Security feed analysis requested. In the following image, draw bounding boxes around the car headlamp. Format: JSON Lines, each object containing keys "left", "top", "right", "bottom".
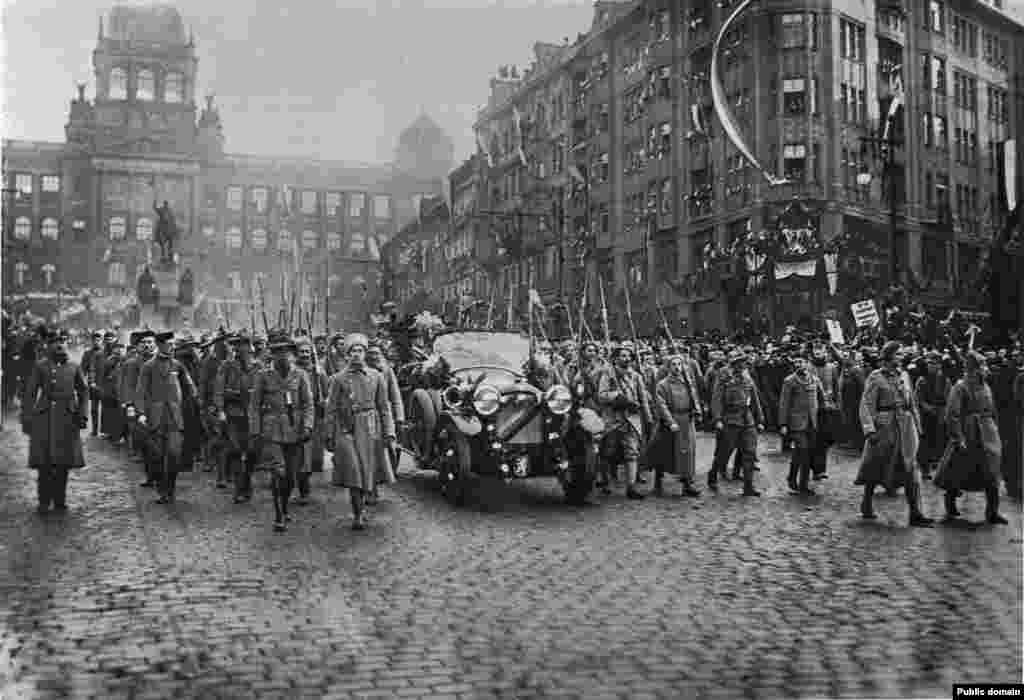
{"left": 472, "top": 384, "right": 501, "bottom": 416}
{"left": 545, "top": 384, "right": 573, "bottom": 415}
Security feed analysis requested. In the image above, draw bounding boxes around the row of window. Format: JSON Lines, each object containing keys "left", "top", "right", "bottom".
{"left": 217, "top": 186, "right": 392, "bottom": 218}
{"left": 8, "top": 173, "right": 60, "bottom": 196}
{"left": 9, "top": 216, "right": 61, "bottom": 241}
{"left": 106, "top": 67, "right": 185, "bottom": 103}
{"left": 8, "top": 262, "right": 58, "bottom": 287}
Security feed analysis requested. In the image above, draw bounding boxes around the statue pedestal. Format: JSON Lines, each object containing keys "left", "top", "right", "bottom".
{"left": 151, "top": 261, "right": 180, "bottom": 310}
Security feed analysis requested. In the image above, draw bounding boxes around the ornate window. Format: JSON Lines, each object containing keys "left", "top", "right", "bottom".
{"left": 373, "top": 195, "right": 391, "bottom": 219}
{"left": 250, "top": 228, "right": 268, "bottom": 251}
{"left": 15, "top": 173, "right": 33, "bottom": 195}
{"left": 349, "top": 192, "right": 365, "bottom": 218}
{"left": 227, "top": 271, "right": 243, "bottom": 293}
{"left": 41, "top": 218, "right": 59, "bottom": 240}
{"left": 136, "top": 69, "right": 155, "bottom": 100}
{"left": 226, "top": 226, "right": 242, "bottom": 249}
{"left": 164, "top": 73, "right": 184, "bottom": 103}
{"left": 41, "top": 263, "right": 56, "bottom": 287}
{"left": 326, "top": 231, "right": 342, "bottom": 250}
{"left": 226, "top": 186, "right": 243, "bottom": 211}
{"left": 13, "top": 261, "right": 28, "bottom": 286}
{"left": 301, "top": 191, "right": 318, "bottom": 215}
{"left": 136, "top": 217, "right": 153, "bottom": 241}
{"left": 41, "top": 175, "right": 60, "bottom": 193}
{"left": 348, "top": 230, "right": 366, "bottom": 254}
{"left": 108, "top": 261, "right": 127, "bottom": 286}
{"left": 277, "top": 229, "right": 294, "bottom": 252}
{"left": 110, "top": 67, "right": 128, "bottom": 100}
{"left": 109, "top": 216, "right": 126, "bottom": 240}
{"left": 325, "top": 192, "right": 342, "bottom": 216}
{"left": 302, "top": 229, "right": 318, "bottom": 249}
{"left": 250, "top": 187, "right": 268, "bottom": 213}
{"left": 14, "top": 216, "right": 31, "bottom": 240}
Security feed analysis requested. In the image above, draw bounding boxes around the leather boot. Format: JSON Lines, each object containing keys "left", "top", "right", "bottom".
{"left": 860, "top": 485, "right": 877, "bottom": 519}
{"left": 986, "top": 486, "right": 1008, "bottom": 524}
{"left": 943, "top": 490, "right": 960, "bottom": 521}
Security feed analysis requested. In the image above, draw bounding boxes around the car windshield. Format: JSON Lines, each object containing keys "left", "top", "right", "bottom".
{"left": 432, "top": 332, "right": 530, "bottom": 374}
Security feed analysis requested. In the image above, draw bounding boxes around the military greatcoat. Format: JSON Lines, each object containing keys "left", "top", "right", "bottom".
{"left": 22, "top": 357, "right": 87, "bottom": 468}
{"left": 326, "top": 365, "right": 395, "bottom": 491}
{"left": 855, "top": 368, "right": 921, "bottom": 489}
{"left": 933, "top": 377, "right": 1002, "bottom": 492}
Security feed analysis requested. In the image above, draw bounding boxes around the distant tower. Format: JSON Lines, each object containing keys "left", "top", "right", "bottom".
{"left": 90, "top": 4, "right": 199, "bottom": 155}
{"left": 394, "top": 113, "right": 455, "bottom": 182}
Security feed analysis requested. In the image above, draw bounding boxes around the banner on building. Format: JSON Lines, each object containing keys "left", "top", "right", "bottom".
{"left": 774, "top": 259, "right": 817, "bottom": 280}
{"left": 850, "top": 300, "right": 880, "bottom": 328}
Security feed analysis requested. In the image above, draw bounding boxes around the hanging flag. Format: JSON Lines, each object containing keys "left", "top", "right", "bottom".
{"left": 711, "top": 0, "right": 787, "bottom": 186}
{"left": 883, "top": 69, "right": 903, "bottom": 141}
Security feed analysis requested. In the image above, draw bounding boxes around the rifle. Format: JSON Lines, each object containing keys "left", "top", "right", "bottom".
{"left": 656, "top": 300, "right": 676, "bottom": 349}
{"left": 624, "top": 279, "right": 638, "bottom": 345}
{"left": 256, "top": 277, "right": 270, "bottom": 336}
{"left": 598, "top": 276, "right": 611, "bottom": 345}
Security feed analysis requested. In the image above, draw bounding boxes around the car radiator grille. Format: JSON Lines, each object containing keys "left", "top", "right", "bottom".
{"left": 494, "top": 397, "right": 543, "bottom": 445}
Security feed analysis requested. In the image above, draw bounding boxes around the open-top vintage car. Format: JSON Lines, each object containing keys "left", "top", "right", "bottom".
{"left": 397, "top": 330, "right": 598, "bottom": 505}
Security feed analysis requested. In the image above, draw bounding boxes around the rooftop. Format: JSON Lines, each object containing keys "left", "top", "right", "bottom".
{"left": 106, "top": 4, "right": 188, "bottom": 45}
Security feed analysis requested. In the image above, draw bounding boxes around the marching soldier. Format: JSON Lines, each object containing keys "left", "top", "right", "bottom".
{"left": 652, "top": 354, "right": 703, "bottom": 497}
{"left": 199, "top": 332, "right": 230, "bottom": 484}
{"left": 22, "top": 329, "right": 88, "bottom": 514}
{"left": 779, "top": 351, "right": 826, "bottom": 495}
{"left": 915, "top": 351, "right": 951, "bottom": 480}
{"left": 82, "top": 330, "right": 104, "bottom": 436}
{"left": 709, "top": 351, "right": 764, "bottom": 496}
{"left": 597, "top": 342, "right": 653, "bottom": 500}
{"left": 249, "top": 332, "right": 314, "bottom": 532}
{"left": 294, "top": 337, "right": 328, "bottom": 504}
{"left": 855, "top": 340, "right": 933, "bottom": 527}
{"left": 100, "top": 340, "right": 126, "bottom": 441}
{"left": 325, "top": 333, "right": 396, "bottom": 531}
{"left": 367, "top": 339, "right": 405, "bottom": 481}
{"left": 214, "top": 333, "right": 262, "bottom": 504}
{"left": 119, "top": 331, "right": 151, "bottom": 461}
{"left": 810, "top": 344, "right": 840, "bottom": 480}
{"left": 137, "top": 332, "right": 198, "bottom": 504}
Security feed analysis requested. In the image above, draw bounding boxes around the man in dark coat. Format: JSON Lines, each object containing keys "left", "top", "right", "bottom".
{"left": 81, "top": 330, "right": 104, "bottom": 436}
{"left": 137, "top": 331, "right": 198, "bottom": 504}
{"left": 779, "top": 351, "right": 826, "bottom": 495}
{"left": 214, "top": 334, "right": 262, "bottom": 503}
{"left": 710, "top": 351, "right": 765, "bottom": 497}
{"left": 199, "top": 332, "right": 229, "bottom": 482}
{"left": 21, "top": 330, "right": 88, "bottom": 513}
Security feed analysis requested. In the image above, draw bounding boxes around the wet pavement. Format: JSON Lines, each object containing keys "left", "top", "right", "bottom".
{"left": 1, "top": 415, "right": 1021, "bottom": 700}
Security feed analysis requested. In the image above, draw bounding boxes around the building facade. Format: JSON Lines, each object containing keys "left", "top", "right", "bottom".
{"left": 451, "top": 0, "right": 1022, "bottom": 337}
{"left": 2, "top": 4, "right": 445, "bottom": 331}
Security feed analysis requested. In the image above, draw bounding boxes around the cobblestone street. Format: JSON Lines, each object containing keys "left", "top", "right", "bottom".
{"left": 1, "top": 416, "right": 1021, "bottom": 700}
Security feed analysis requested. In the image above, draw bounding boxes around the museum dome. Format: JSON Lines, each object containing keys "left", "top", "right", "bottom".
{"left": 107, "top": 4, "right": 187, "bottom": 45}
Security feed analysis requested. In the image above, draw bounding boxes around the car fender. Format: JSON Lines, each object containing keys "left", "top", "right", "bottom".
{"left": 447, "top": 413, "right": 483, "bottom": 437}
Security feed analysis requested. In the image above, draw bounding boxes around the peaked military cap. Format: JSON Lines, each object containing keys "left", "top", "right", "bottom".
{"left": 154, "top": 331, "right": 175, "bottom": 343}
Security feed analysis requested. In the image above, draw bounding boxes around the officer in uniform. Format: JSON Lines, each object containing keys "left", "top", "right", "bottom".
{"left": 137, "top": 331, "right": 198, "bottom": 504}
{"left": 118, "top": 331, "right": 151, "bottom": 459}
{"left": 367, "top": 339, "right": 405, "bottom": 481}
{"left": 199, "top": 331, "right": 230, "bottom": 481}
{"left": 249, "top": 332, "right": 314, "bottom": 532}
{"left": 22, "top": 329, "right": 88, "bottom": 513}
{"left": 82, "top": 330, "right": 104, "bottom": 436}
{"left": 710, "top": 350, "right": 765, "bottom": 496}
{"left": 214, "top": 333, "right": 262, "bottom": 503}
{"left": 597, "top": 342, "right": 653, "bottom": 499}
{"left": 294, "top": 337, "right": 328, "bottom": 503}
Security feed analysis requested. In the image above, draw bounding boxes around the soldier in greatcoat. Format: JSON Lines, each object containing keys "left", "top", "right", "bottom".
{"left": 119, "top": 331, "right": 149, "bottom": 460}
{"left": 294, "top": 337, "right": 329, "bottom": 503}
{"left": 249, "top": 333, "right": 314, "bottom": 532}
{"left": 854, "top": 340, "right": 934, "bottom": 526}
{"left": 597, "top": 342, "right": 653, "bottom": 500}
{"left": 709, "top": 351, "right": 764, "bottom": 496}
{"left": 22, "top": 330, "right": 88, "bottom": 513}
{"left": 137, "top": 331, "right": 198, "bottom": 504}
{"left": 779, "top": 352, "right": 826, "bottom": 495}
{"left": 652, "top": 354, "right": 703, "bottom": 497}
{"left": 809, "top": 344, "right": 841, "bottom": 480}
{"left": 198, "top": 332, "right": 229, "bottom": 482}
{"left": 915, "top": 351, "right": 951, "bottom": 480}
{"left": 325, "top": 333, "right": 396, "bottom": 531}
{"left": 214, "top": 334, "right": 262, "bottom": 503}
{"left": 366, "top": 339, "right": 405, "bottom": 483}
{"left": 933, "top": 351, "right": 1008, "bottom": 524}
{"left": 100, "top": 340, "right": 126, "bottom": 440}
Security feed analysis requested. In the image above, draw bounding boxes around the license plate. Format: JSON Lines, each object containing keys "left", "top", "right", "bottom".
{"left": 514, "top": 455, "right": 529, "bottom": 477}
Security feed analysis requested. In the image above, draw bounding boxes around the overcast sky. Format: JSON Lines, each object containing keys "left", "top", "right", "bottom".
{"left": 1, "top": 0, "right": 593, "bottom": 164}
{"left": 3, "top": 0, "right": 1023, "bottom": 166}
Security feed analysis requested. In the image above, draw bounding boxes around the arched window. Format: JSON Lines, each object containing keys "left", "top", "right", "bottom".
{"left": 108, "top": 261, "right": 126, "bottom": 286}
{"left": 348, "top": 230, "right": 366, "bottom": 254}
{"left": 41, "top": 218, "right": 59, "bottom": 240}
{"left": 110, "top": 67, "right": 128, "bottom": 100}
{"left": 302, "top": 229, "right": 318, "bottom": 249}
{"left": 226, "top": 226, "right": 242, "bottom": 249}
{"left": 164, "top": 72, "right": 184, "bottom": 103}
{"left": 109, "top": 216, "right": 126, "bottom": 240}
{"left": 277, "top": 229, "right": 293, "bottom": 252}
{"left": 136, "top": 69, "right": 155, "bottom": 100}
{"left": 227, "top": 271, "right": 243, "bottom": 293}
{"left": 14, "top": 262, "right": 28, "bottom": 286}
{"left": 14, "top": 216, "right": 31, "bottom": 240}
{"left": 41, "top": 263, "right": 56, "bottom": 287}
{"left": 250, "top": 228, "right": 268, "bottom": 251}
{"left": 326, "top": 231, "right": 341, "bottom": 250}
{"left": 136, "top": 217, "right": 153, "bottom": 241}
